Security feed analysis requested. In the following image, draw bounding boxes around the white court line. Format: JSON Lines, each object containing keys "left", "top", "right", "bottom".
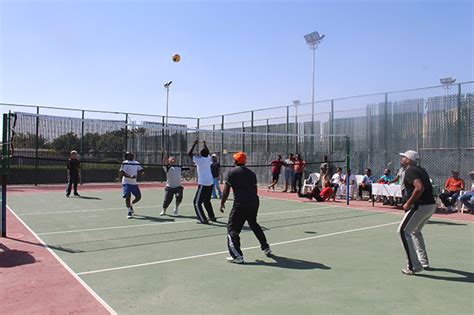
{"left": 8, "top": 206, "right": 117, "bottom": 314}
{"left": 20, "top": 204, "right": 194, "bottom": 216}
{"left": 77, "top": 221, "right": 399, "bottom": 275}
{"left": 36, "top": 205, "right": 337, "bottom": 236}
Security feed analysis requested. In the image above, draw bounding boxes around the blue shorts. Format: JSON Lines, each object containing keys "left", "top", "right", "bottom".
{"left": 122, "top": 184, "right": 141, "bottom": 198}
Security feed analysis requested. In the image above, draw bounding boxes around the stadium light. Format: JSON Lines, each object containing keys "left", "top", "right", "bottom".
{"left": 304, "top": 31, "right": 325, "bottom": 137}
{"left": 163, "top": 81, "right": 172, "bottom": 126}
{"left": 440, "top": 77, "right": 456, "bottom": 97}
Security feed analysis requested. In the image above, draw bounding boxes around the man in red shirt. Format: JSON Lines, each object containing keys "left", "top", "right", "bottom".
{"left": 268, "top": 155, "right": 284, "bottom": 191}
{"left": 291, "top": 154, "right": 306, "bottom": 194}
{"left": 299, "top": 180, "right": 334, "bottom": 202}
{"left": 439, "top": 170, "right": 465, "bottom": 211}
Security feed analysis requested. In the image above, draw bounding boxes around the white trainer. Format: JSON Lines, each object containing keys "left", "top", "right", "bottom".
{"left": 172, "top": 207, "right": 178, "bottom": 215}
{"left": 160, "top": 209, "right": 166, "bottom": 216}
{"left": 226, "top": 256, "right": 244, "bottom": 264}
{"left": 263, "top": 247, "right": 272, "bottom": 256}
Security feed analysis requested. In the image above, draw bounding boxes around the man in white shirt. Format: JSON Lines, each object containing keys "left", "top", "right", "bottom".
{"left": 188, "top": 140, "right": 216, "bottom": 224}
{"left": 160, "top": 152, "right": 184, "bottom": 216}
{"left": 120, "top": 152, "right": 144, "bottom": 219}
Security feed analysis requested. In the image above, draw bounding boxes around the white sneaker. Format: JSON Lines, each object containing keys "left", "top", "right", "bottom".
{"left": 226, "top": 256, "right": 244, "bottom": 264}
{"left": 160, "top": 209, "right": 166, "bottom": 216}
{"left": 263, "top": 247, "right": 272, "bottom": 256}
{"left": 172, "top": 207, "right": 178, "bottom": 215}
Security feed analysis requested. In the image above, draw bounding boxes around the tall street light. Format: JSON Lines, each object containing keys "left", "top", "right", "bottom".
{"left": 293, "top": 99, "right": 300, "bottom": 153}
{"left": 440, "top": 77, "right": 456, "bottom": 98}
{"left": 163, "top": 81, "right": 173, "bottom": 127}
{"left": 304, "top": 31, "right": 325, "bottom": 139}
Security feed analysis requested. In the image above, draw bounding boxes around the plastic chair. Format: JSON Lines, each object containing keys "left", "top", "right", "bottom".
{"left": 302, "top": 173, "right": 320, "bottom": 194}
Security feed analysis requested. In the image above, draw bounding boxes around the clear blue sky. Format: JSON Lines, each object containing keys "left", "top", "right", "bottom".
{"left": 0, "top": 0, "right": 472, "bottom": 118}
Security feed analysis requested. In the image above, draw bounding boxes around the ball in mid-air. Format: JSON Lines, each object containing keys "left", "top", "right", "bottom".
{"left": 172, "top": 54, "right": 181, "bottom": 62}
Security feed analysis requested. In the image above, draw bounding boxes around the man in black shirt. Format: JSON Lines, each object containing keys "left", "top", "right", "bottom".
{"left": 211, "top": 154, "right": 222, "bottom": 199}
{"left": 220, "top": 151, "right": 271, "bottom": 264}
{"left": 397, "top": 150, "right": 436, "bottom": 275}
{"left": 66, "top": 150, "right": 81, "bottom": 197}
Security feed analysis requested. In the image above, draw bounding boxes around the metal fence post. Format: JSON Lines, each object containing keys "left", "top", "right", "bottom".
{"left": 266, "top": 119, "right": 269, "bottom": 152}
{"left": 242, "top": 121, "right": 245, "bottom": 152}
{"left": 384, "top": 93, "right": 388, "bottom": 165}
{"left": 221, "top": 115, "right": 224, "bottom": 154}
{"left": 250, "top": 111, "right": 254, "bottom": 153}
{"left": 124, "top": 113, "right": 129, "bottom": 152}
{"left": 457, "top": 83, "right": 462, "bottom": 172}
{"left": 80, "top": 110, "right": 85, "bottom": 156}
{"left": 34, "top": 106, "right": 39, "bottom": 186}
{"left": 286, "top": 106, "right": 289, "bottom": 154}
{"left": 330, "top": 100, "right": 334, "bottom": 157}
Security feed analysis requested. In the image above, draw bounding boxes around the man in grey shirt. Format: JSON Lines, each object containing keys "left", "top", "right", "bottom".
{"left": 160, "top": 154, "right": 184, "bottom": 216}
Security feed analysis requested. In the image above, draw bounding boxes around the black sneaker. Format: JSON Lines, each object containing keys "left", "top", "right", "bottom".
{"left": 209, "top": 217, "right": 217, "bottom": 222}
{"left": 74, "top": 193, "right": 80, "bottom": 196}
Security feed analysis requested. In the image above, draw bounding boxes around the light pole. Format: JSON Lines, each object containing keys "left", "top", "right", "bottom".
{"left": 440, "top": 77, "right": 456, "bottom": 98}
{"left": 163, "top": 81, "right": 172, "bottom": 152}
{"left": 304, "top": 31, "right": 325, "bottom": 139}
{"left": 293, "top": 100, "right": 300, "bottom": 153}
{"left": 163, "top": 81, "right": 172, "bottom": 127}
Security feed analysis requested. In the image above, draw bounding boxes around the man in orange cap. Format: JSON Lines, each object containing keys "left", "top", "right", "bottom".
{"left": 220, "top": 151, "right": 271, "bottom": 264}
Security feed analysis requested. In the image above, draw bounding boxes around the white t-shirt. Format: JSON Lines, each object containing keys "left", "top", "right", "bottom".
{"left": 192, "top": 155, "right": 213, "bottom": 186}
{"left": 284, "top": 159, "right": 294, "bottom": 171}
{"left": 331, "top": 173, "right": 342, "bottom": 184}
{"left": 120, "top": 160, "right": 143, "bottom": 185}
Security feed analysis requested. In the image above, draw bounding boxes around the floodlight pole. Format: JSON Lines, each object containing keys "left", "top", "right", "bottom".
{"left": 440, "top": 77, "right": 456, "bottom": 98}
{"left": 293, "top": 100, "right": 300, "bottom": 153}
{"left": 163, "top": 81, "right": 172, "bottom": 152}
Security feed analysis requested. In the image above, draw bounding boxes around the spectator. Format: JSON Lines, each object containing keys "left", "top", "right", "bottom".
{"left": 282, "top": 153, "right": 295, "bottom": 193}
{"left": 458, "top": 171, "right": 474, "bottom": 213}
{"left": 299, "top": 179, "right": 334, "bottom": 202}
{"left": 339, "top": 169, "right": 356, "bottom": 199}
{"left": 439, "top": 170, "right": 465, "bottom": 212}
{"left": 291, "top": 154, "right": 306, "bottom": 194}
{"left": 268, "top": 155, "right": 284, "bottom": 191}
{"left": 211, "top": 154, "right": 222, "bottom": 199}
{"left": 358, "top": 168, "right": 376, "bottom": 200}
{"left": 330, "top": 167, "right": 343, "bottom": 200}
{"left": 390, "top": 165, "right": 407, "bottom": 206}
{"left": 379, "top": 168, "right": 395, "bottom": 205}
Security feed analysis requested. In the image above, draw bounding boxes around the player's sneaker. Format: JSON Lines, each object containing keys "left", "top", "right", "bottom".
{"left": 401, "top": 266, "right": 423, "bottom": 275}
{"left": 421, "top": 263, "right": 430, "bottom": 268}
{"left": 263, "top": 247, "right": 272, "bottom": 256}
{"left": 172, "top": 207, "right": 178, "bottom": 215}
{"left": 130, "top": 206, "right": 134, "bottom": 214}
{"left": 226, "top": 256, "right": 244, "bottom": 264}
{"left": 160, "top": 209, "right": 166, "bottom": 216}
{"left": 209, "top": 217, "right": 217, "bottom": 222}
{"left": 127, "top": 210, "right": 133, "bottom": 219}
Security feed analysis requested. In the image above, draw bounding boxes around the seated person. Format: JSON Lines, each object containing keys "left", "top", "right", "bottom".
{"left": 338, "top": 169, "right": 356, "bottom": 199}
{"left": 439, "top": 170, "right": 465, "bottom": 212}
{"left": 358, "top": 168, "right": 376, "bottom": 200}
{"left": 330, "top": 167, "right": 343, "bottom": 200}
{"left": 459, "top": 171, "right": 474, "bottom": 213}
{"left": 299, "top": 180, "right": 334, "bottom": 202}
{"left": 378, "top": 168, "right": 395, "bottom": 205}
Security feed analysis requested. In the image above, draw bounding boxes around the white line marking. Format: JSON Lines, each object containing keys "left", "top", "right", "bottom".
{"left": 77, "top": 221, "right": 399, "bottom": 275}
{"left": 36, "top": 205, "right": 336, "bottom": 236}
{"left": 8, "top": 206, "right": 117, "bottom": 314}
{"left": 20, "top": 204, "right": 194, "bottom": 216}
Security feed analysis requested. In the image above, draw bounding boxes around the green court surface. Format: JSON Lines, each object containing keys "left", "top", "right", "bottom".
{"left": 8, "top": 188, "right": 474, "bottom": 314}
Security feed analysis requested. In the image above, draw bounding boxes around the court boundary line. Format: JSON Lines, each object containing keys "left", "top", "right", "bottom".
{"left": 36, "top": 205, "right": 337, "bottom": 236}
{"left": 77, "top": 221, "right": 400, "bottom": 275}
{"left": 8, "top": 206, "right": 117, "bottom": 315}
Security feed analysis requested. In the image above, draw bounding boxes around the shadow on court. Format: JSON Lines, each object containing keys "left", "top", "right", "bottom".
{"left": 74, "top": 196, "right": 102, "bottom": 200}
{"left": 246, "top": 254, "right": 331, "bottom": 270}
{"left": 416, "top": 267, "right": 474, "bottom": 283}
{"left": 132, "top": 215, "right": 175, "bottom": 222}
{"left": 0, "top": 244, "right": 36, "bottom": 268}
{"left": 427, "top": 221, "right": 467, "bottom": 226}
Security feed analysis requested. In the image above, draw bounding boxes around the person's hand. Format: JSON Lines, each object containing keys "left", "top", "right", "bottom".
{"left": 402, "top": 203, "right": 410, "bottom": 211}
{"left": 131, "top": 175, "right": 136, "bottom": 179}
{"left": 194, "top": 139, "right": 199, "bottom": 145}
{"left": 220, "top": 203, "right": 225, "bottom": 213}
{"left": 202, "top": 140, "right": 206, "bottom": 145}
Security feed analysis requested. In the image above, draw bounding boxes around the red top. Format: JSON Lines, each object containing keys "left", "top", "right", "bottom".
{"left": 271, "top": 160, "right": 284, "bottom": 174}
{"left": 320, "top": 187, "right": 334, "bottom": 201}
{"left": 444, "top": 177, "right": 465, "bottom": 192}
{"left": 294, "top": 160, "right": 306, "bottom": 173}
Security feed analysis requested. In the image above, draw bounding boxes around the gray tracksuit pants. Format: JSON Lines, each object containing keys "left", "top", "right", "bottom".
{"left": 397, "top": 204, "right": 436, "bottom": 271}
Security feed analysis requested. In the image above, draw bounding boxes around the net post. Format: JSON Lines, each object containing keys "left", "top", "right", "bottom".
{"left": 345, "top": 135, "right": 350, "bottom": 206}
{"left": 1, "top": 113, "right": 10, "bottom": 237}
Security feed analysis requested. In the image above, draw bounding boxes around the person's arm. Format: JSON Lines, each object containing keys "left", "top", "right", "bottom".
{"left": 202, "top": 140, "right": 209, "bottom": 152}
{"left": 220, "top": 182, "right": 231, "bottom": 213}
{"left": 444, "top": 178, "right": 451, "bottom": 192}
{"left": 403, "top": 179, "right": 425, "bottom": 211}
{"left": 188, "top": 139, "right": 199, "bottom": 158}
{"left": 460, "top": 179, "right": 465, "bottom": 191}
{"left": 389, "top": 174, "right": 399, "bottom": 185}
{"left": 78, "top": 161, "right": 81, "bottom": 180}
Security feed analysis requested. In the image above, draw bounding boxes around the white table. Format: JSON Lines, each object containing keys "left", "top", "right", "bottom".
{"left": 372, "top": 183, "right": 402, "bottom": 198}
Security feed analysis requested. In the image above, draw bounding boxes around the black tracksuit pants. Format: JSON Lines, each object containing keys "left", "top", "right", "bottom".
{"left": 66, "top": 175, "right": 79, "bottom": 195}
{"left": 193, "top": 184, "right": 215, "bottom": 223}
{"left": 227, "top": 200, "right": 269, "bottom": 258}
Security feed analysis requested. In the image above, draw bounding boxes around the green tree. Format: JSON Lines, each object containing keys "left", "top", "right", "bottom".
{"left": 14, "top": 133, "right": 49, "bottom": 149}
{"left": 51, "top": 132, "right": 81, "bottom": 154}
